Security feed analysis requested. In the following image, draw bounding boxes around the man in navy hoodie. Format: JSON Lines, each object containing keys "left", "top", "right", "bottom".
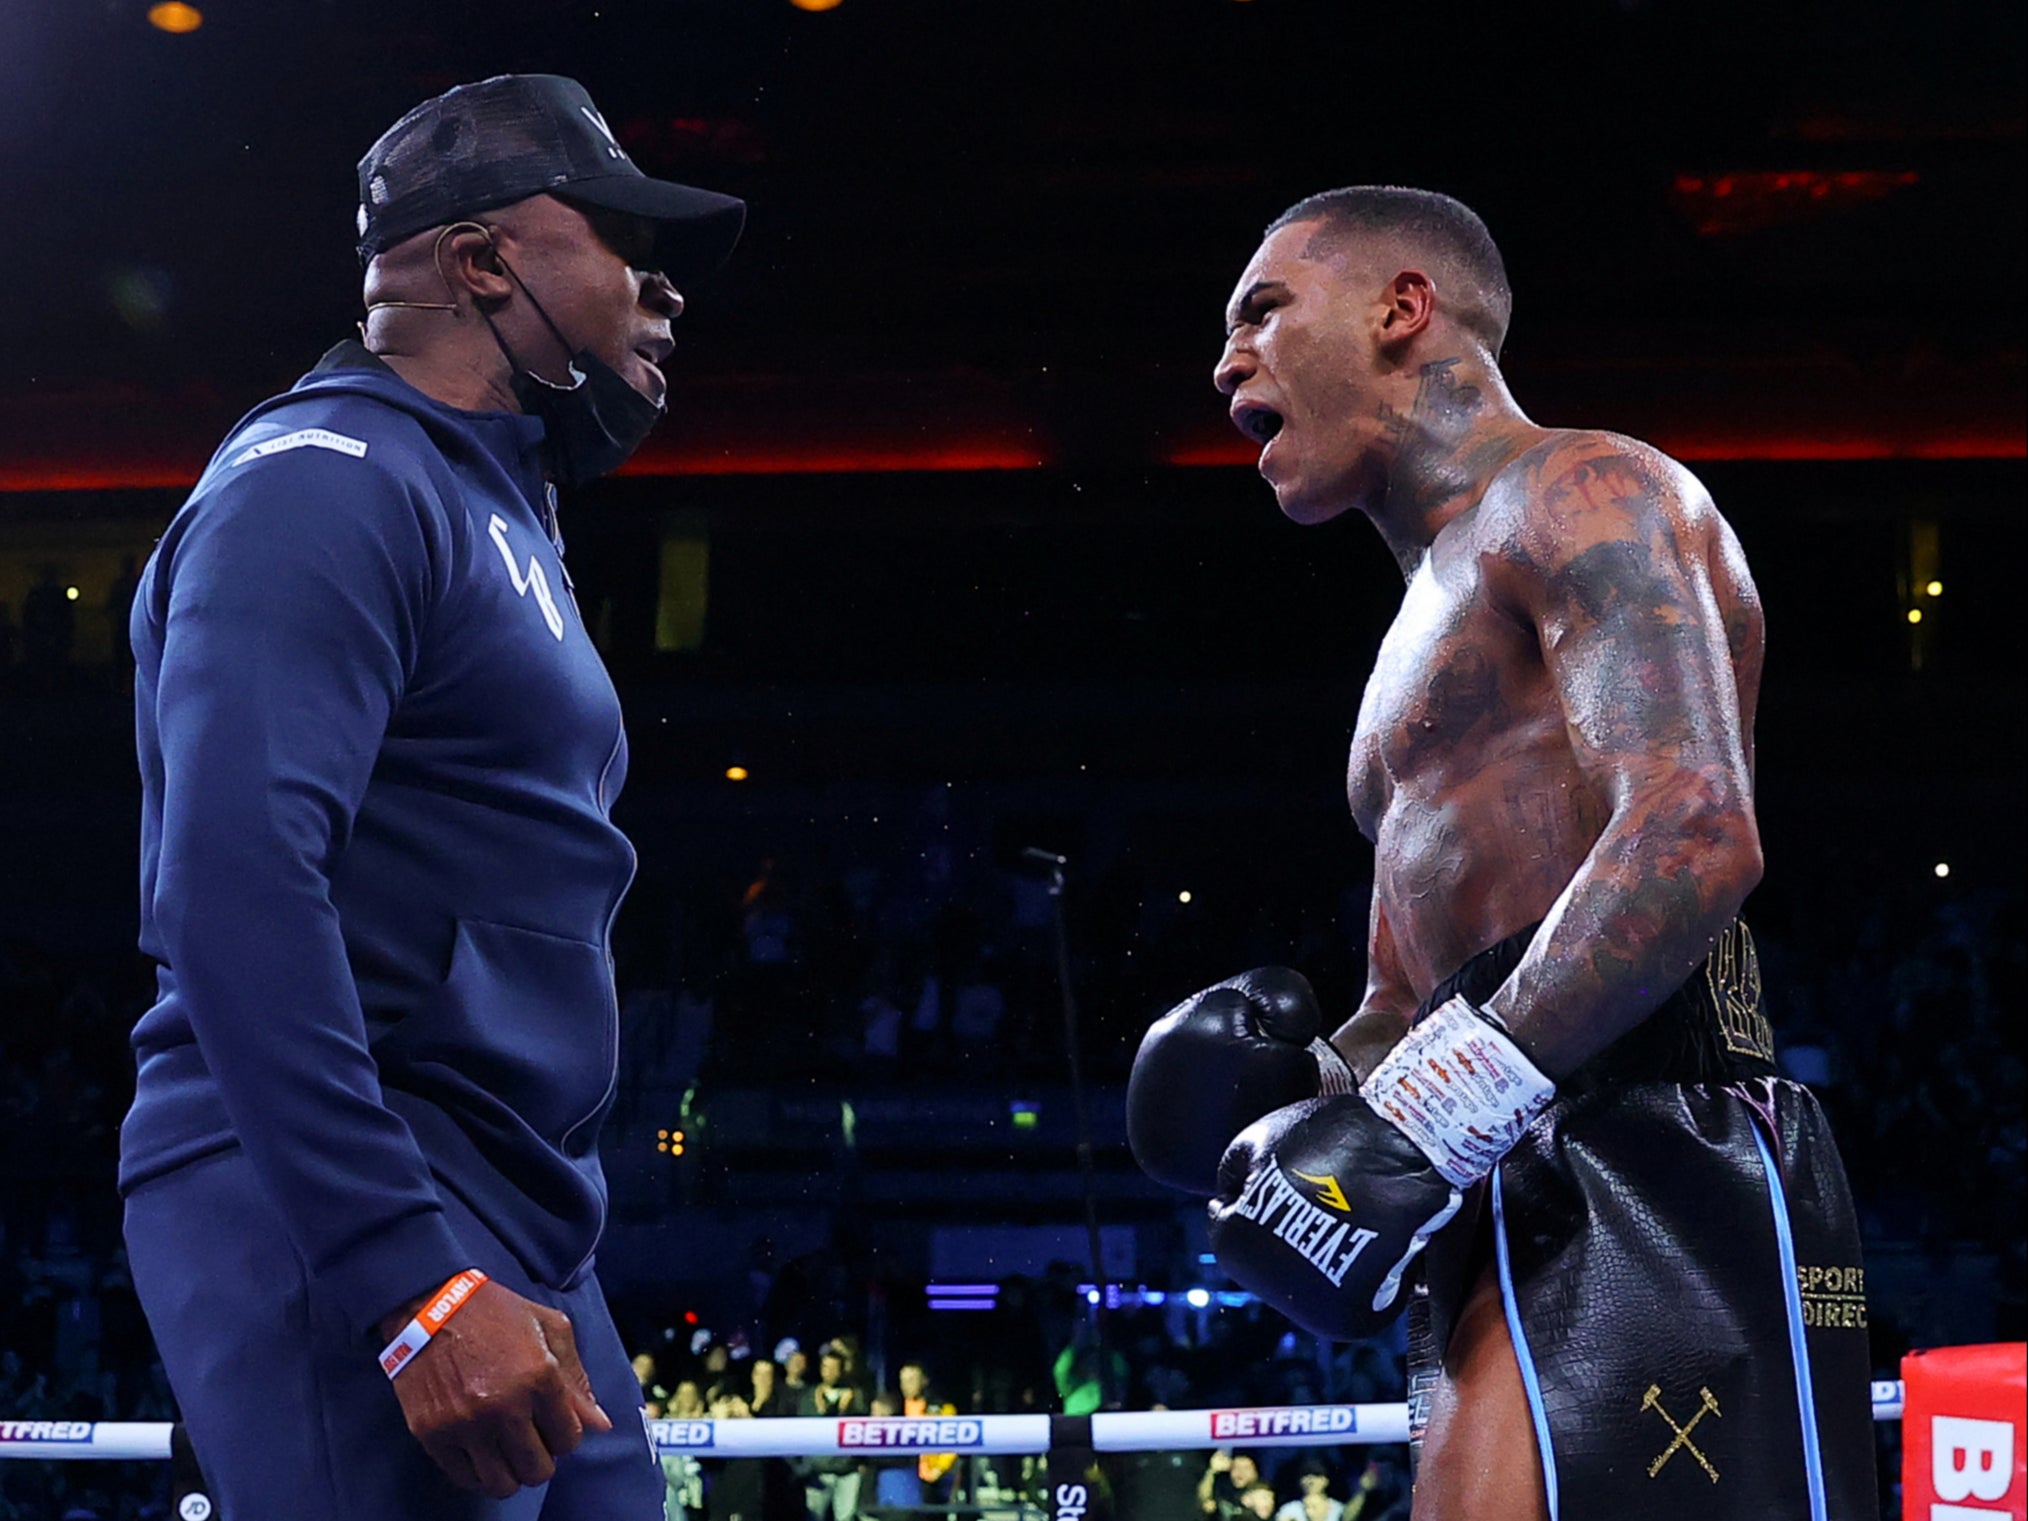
{"left": 119, "top": 75, "right": 743, "bottom": 1518}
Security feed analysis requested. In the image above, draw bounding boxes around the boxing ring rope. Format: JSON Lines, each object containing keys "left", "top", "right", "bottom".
{"left": 0, "top": 1384, "right": 1908, "bottom": 1462}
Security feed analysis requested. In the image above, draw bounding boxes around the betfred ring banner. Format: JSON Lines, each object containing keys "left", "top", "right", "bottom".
{"left": 1903, "top": 1342, "right": 2026, "bottom": 1519}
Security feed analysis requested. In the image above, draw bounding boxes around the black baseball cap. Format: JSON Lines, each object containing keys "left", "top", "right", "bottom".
{"left": 355, "top": 74, "right": 745, "bottom": 280}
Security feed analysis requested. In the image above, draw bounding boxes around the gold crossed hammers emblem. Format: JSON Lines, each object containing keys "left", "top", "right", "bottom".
{"left": 1641, "top": 1384, "right": 1721, "bottom": 1482}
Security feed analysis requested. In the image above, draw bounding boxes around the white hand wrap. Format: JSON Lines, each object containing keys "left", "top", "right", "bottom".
{"left": 1357, "top": 995, "right": 1555, "bottom": 1187}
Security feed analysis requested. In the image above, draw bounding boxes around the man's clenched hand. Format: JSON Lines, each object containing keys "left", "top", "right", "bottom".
{"left": 379, "top": 1280, "right": 611, "bottom": 1498}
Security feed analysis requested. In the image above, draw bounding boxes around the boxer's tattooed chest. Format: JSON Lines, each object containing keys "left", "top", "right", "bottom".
{"left": 1348, "top": 555, "right": 1529, "bottom": 835}
{"left": 1347, "top": 525, "right": 1607, "bottom": 983}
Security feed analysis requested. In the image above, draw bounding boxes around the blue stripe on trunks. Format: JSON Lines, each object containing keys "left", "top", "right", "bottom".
{"left": 1492, "top": 1163, "right": 1559, "bottom": 1521}
{"left": 1748, "top": 1119, "right": 1828, "bottom": 1521}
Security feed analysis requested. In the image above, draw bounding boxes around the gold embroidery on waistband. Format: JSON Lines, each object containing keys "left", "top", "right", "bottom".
{"left": 1704, "top": 919, "right": 1773, "bottom": 1062}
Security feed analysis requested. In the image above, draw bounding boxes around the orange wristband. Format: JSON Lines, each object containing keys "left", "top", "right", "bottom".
{"left": 377, "top": 1269, "right": 489, "bottom": 1379}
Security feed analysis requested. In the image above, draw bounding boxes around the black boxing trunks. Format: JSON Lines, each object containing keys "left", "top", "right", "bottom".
{"left": 1404, "top": 921, "right": 1876, "bottom": 1521}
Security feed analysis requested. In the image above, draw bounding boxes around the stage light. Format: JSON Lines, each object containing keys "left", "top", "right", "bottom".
{"left": 1177, "top": 890, "right": 1192, "bottom": 904}
{"left": 1935, "top": 863, "right": 1951, "bottom": 879}
{"left": 65, "top": 587, "right": 79, "bottom": 602}
{"left": 1906, "top": 609, "right": 1923, "bottom": 624}
{"left": 147, "top": 2, "right": 203, "bottom": 32}
{"left": 1925, "top": 580, "right": 1943, "bottom": 597}
{"left": 725, "top": 765, "right": 749, "bottom": 781}
{"left": 1185, "top": 1289, "right": 1211, "bottom": 1309}
{"left": 789, "top": 0, "right": 844, "bottom": 10}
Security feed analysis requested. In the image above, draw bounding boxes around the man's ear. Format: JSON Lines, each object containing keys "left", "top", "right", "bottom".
{"left": 1372, "top": 268, "right": 1436, "bottom": 350}
{"left": 441, "top": 224, "right": 515, "bottom": 305}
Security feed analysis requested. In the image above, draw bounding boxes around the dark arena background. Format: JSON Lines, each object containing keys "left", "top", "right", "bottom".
{"left": 1, "top": 2, "right": 2022, "bottom": 1518}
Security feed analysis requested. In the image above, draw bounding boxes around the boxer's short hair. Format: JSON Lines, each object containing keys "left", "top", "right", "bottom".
{"left": 1269, "top": 185, "right": 1512, "bottom": 352}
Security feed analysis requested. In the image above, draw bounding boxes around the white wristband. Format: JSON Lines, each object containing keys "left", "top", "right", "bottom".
{"left": 1358, "top": 995, "right": 1555, "bottom": 1187}
{"left": 378, "top": 1318, "right": 433, "bottom": 1379}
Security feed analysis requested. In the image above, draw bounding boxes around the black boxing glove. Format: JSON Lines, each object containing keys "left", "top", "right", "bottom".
{"left": 1127, "top": 968, "right": 1357, "bottom": 1197}
{"left": 1206, "top": 994, "right": 1556, "bottom": 1340}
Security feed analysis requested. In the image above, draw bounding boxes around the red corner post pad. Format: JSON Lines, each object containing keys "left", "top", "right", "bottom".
{"left": 1903, "top": 1342, "right": 2027, "bottom": 1520}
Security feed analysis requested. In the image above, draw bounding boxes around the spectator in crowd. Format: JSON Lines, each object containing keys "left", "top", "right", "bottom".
{"left": 701, "top": 1338, "right": 736, "bottom": 1403}
{"left": 898, "top": 1361, "right": 959, "bottom": 1500}
{"left": 748, "top": 1357, "right": 785, "bottom": 1416}
{"left": 1273, "top": 1460, "right": 1342, "bottom": 1521}
{"left": 656, "top": 1379, "right": 708, "bottom": 1521}
{"left": 744, "top": 1358, "right": 801, "bottom": 1519}
{"left": 778, "top": 1340, "right": 810, "bottom": 1400}
{"left": 797, "top": 1347, "right": 863, "bottom": 1518}
{"left": 637, "top": 1349, "right": 672, "bottom": 1409}
{"left": 1238, "top": 1482, "right": 1279, "bottom": 1519}
{"left": 822, "top": 1335, "right": 871, "bottom": 1403}
{"left": 706, "top": 1386, "right": 765, "bottom": 1521}
{"left": 863, "top": 1393, "right": 921, "bottom": 1510}
{"left": 1197, "top": 1449, "right": 1262, "bottom": 1518}
{"left": 1339, "top": 1455, "right": 1409, "bottom": 1521}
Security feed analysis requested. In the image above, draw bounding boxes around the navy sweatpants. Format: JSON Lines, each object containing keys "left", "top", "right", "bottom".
{"left": 125, "top": 1147, "right": 662, "bottom": 1521}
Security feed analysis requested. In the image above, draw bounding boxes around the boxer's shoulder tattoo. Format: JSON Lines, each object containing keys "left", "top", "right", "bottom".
{"left": 1478, "top": 434, "right": 1761, "bottom": 1063}
{"left": 1499, "top": 437, "right": 1715, "bottom": 760}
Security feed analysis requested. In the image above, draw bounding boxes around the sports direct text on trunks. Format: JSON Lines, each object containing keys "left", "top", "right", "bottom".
{"left": 839, "top": 1418, "right": 984, "bottom": 1448}
{"left": 1227, "top": 1159, "right": 1379, "bottom": 1286}
{"left": 1211, "top": 1407, "right": 1359, "bottom": 1439}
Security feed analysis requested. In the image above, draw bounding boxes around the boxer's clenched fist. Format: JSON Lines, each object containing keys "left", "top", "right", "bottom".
{"left": 1207, "top": 1094, "right": 1459, "bottom": 1341}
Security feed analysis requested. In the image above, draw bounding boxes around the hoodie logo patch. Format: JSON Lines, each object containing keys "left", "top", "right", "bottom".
{"left": 488, "top": 514, "right": 566, "bottom": 641}
{"left": 226, "top": 428, "right": 368, "bottom": 468}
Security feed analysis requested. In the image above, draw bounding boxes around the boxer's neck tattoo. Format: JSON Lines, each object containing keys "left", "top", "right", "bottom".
{"left": 1377, "top": 357, "right": 1482, "bottom": 452}
{"left": 1376, "top": 357, "right": 1510, "bottom": 541}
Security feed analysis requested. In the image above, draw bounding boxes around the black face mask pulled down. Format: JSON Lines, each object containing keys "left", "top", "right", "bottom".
{"left": 482, "top": 257, "right": 664, "bottom": 486}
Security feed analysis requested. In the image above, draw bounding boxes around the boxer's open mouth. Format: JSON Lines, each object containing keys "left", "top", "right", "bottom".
{"left": 1231, "top": 402, "right": 1284, "bottom": 445}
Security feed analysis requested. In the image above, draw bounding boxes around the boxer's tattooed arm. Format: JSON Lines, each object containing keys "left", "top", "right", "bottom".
{"left": 1478, "top": 437, "right": 1762, "bottom": 1074}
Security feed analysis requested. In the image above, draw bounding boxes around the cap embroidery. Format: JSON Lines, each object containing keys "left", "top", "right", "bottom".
{"left": 579, "top": 104, "right": 629, "bottom": 162}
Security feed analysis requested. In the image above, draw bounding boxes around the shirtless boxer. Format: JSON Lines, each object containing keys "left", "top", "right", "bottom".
{"left": 1127, "top": 188, "right": 1874, "bottom": 1520}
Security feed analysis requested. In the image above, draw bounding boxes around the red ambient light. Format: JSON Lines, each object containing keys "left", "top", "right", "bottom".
{"left": 1670, "top": 170, "right": 1920, "bottom": 237}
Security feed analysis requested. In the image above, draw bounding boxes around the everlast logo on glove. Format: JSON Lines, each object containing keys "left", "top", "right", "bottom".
{"left": 1208, "top": 1093, "right": 1467, "bottom": 1340}
{"left": 1226, "top": 1158, "right": 1380, "bottom": 1287}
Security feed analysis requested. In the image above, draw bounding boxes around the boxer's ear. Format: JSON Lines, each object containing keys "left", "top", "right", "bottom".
{"left": 1373, "top": 268, "right": 1436, "bottom": 349}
